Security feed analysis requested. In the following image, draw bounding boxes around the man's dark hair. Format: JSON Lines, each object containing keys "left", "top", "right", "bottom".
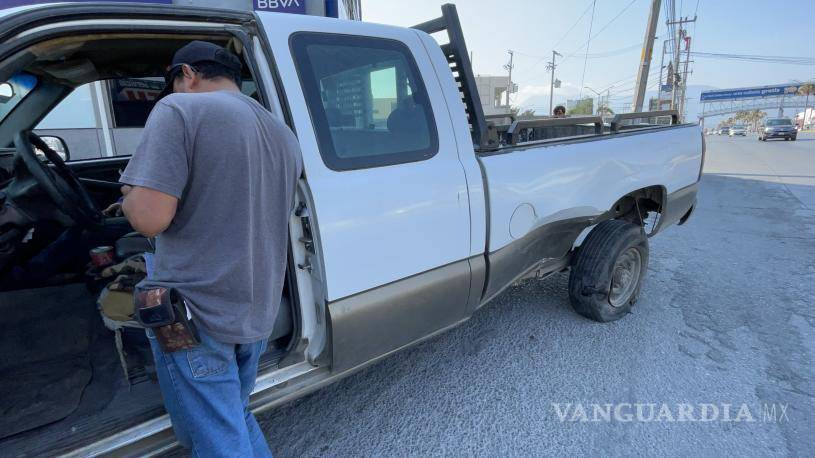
{"left": 554, "top": 105, "right": 566, "bottom": 114}
{"left": 191, "top": 61, "right": 242, "bottom": 87}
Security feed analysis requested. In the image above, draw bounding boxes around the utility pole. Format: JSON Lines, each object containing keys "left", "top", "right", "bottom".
{"left": 632, "top": 0, "right": 661, "bottom": 113}
{"left": 547, "top": 50, "right": 562, "bottom": 116}
{"left": 678, "top": 35, "right": 693, "bottom": 120}
{"left": 657, "top": 39, "right": 669, "bottom": 109}
{"left": 504, "top": 50, "right": 514, "bottom": 107}
{"left": 778, "top": 93, "right": 784, "bottom": 118}
{"left": 606, "top": 87, "right": 611, "bottom": 115}
{"left": 667, "top": 15, "right": 696, "bottom": 118}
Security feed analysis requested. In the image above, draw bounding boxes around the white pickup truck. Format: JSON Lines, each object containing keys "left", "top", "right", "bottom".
{"left": 0, "top": 3, "right": 703, "bottom": 455}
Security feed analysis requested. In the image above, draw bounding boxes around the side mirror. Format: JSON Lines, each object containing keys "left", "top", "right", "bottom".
{"left": 0, "top": 82, "right": 14, "bottom": 103}
{"left": 34, "top": 135, "right": 70, "bottom": 162}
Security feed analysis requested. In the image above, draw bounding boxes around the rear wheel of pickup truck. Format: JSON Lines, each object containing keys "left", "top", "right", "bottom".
{"left": 568, "top": 220, "right": 649, "bottom": 322}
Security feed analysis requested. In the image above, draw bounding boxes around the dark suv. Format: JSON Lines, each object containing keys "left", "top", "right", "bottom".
{"left": 759, "top": 118, "right": 797, "bottom": 141}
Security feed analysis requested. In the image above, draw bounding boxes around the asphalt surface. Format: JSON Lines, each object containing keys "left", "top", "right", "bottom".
{"left": 257, "top": 133, "right": 815, "bottom": 456}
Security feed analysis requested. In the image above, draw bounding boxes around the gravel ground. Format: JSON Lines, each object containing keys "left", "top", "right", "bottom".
{"left": 257, "top": 133, "right": 815, "bottom": 456}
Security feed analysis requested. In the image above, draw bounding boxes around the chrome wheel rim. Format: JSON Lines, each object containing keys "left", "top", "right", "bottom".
{"left": 608, "top": 247, "right": 642, "bottom": 307}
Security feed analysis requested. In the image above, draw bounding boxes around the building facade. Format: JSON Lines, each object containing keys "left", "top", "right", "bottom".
{"left": 475, "top": 75, "right": 514, "bottom": 117}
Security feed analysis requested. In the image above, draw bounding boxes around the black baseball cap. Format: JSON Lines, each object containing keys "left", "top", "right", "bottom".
{"left": 157, "top": 41, "right": 243, "bottom": 99}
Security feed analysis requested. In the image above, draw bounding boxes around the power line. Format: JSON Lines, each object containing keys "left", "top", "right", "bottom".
{"left": 553, "top": 0, "right": 596, "bottom": 50}
{"left": 514, "top": 0, "right": 643, "bottom": 88}
{"left": 510, "top": 0, "right": 596, "bottom": 78}
{"left": 563, "top": 0, "right": 640, "bottom": 60}
{"left": 599, "top": 73, "right": 639, "bottom": 91}
{"left": 513, "top": 41, "right": 645, "bottom": 61}
{"left": 691, "top": 51, "right": 815, "bottom": 66}
{"left": 578, "top": 0, "right": 598, "bottom": 100}
{"left": 584, "top": 42, "right": 644, "bottom": 58}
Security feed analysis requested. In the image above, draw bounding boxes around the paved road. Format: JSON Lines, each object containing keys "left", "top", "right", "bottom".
{"left": 257, "top": 133, "right": 815, "bottom": 456}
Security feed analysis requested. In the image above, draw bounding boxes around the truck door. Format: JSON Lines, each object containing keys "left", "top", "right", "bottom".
{"left": 258, "top": 14, "right": 473, "bottom": 371}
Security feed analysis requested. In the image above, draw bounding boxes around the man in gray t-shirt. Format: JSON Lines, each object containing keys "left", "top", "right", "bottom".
{"left": 120, "top": 41, "right": 301, "bottom": 456}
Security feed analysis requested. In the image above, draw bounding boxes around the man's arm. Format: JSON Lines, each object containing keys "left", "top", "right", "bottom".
{"left": 118, "top": 100, "right": 188, "bottom": 237}
{"left": 121, "top": 185, "right": 178, "bottom": 237}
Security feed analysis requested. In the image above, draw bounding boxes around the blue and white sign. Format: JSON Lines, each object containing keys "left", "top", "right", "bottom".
{"left": 700, "top": 84, "right": 801, "bottom": 102}
{"left": 254, "top": 0, "right": 306, "bottom": 13}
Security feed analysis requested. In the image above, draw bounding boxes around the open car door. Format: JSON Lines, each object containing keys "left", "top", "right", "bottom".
{"left": 0, "top": 4, "right": 311, "bottom": 456}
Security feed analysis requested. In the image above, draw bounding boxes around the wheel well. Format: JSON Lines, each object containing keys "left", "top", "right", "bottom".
{"left": 607, "top": 185, "right": 665, "bottom": 227}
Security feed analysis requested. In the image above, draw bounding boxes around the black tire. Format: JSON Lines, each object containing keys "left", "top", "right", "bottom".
{"left": 568, "top": 219, "right": 649, "bottom": 322}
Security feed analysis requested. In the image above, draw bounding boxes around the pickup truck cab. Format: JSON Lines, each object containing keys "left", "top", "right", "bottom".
{"left": 0, "top": 3, "right": 703, "bottom": 455}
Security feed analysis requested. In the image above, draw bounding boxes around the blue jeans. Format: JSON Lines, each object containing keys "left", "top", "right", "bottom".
{"left": 147, "top": 326, "right": 272, "bottom": 457}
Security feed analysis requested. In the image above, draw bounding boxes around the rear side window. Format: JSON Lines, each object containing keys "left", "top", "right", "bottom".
{"left": 107, "top": 78, "right": 164, "bottom": 128}
{"left": 290, "top": 33, "right": 438, "bottom": 171}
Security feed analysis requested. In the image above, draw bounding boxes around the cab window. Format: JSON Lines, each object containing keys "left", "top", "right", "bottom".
{"left": 291, "top": 33, "right": 438, "bottom": 171}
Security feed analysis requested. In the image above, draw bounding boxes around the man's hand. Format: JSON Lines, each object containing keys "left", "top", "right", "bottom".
{"left": 102, "top": 202, "right": 122, "bottom": 217}
{"left": 102, "top": 186, "right": 131, "bottom": 217}
{"left": 121, "top": 185, "right": 178, "bottom": 237}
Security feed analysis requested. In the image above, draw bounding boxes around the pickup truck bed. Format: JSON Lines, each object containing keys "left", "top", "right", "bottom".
{"left": 479, "top": 125, "right": 701, "bottom": 299}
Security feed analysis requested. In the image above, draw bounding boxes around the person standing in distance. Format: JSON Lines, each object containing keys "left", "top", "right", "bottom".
{"left": 120, "top": 41, "right": 303, "bottom": 456}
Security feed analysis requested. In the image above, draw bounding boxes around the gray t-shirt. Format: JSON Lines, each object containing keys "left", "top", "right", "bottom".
{"left": 121, "top": 90, "right": 303, "bottom": 344}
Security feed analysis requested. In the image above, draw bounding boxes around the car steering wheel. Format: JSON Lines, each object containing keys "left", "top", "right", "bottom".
{"left": 13, "top": 130, "right": 102, "bottom": 227}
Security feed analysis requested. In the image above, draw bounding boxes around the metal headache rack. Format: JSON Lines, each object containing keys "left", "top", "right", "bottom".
{"left": 412, "top": 3, "right": 491, "bottom": 151}
{"left": 413, "top": 4, "right": 682, "bottom": 151}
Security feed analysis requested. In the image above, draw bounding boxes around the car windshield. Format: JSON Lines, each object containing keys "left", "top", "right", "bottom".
{"left": 766, "top": 119, "right": 792, "bottom": 126}
{"left": 0, "top": 72, "right": 38, "bottom": 123}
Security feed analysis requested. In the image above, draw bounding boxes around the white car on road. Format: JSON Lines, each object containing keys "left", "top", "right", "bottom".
{"left": 729, "top": 125, "right": 747, "bottom": 136}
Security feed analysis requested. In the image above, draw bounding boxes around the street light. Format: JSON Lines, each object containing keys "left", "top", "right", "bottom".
{"left": 584, "top": 85, "right": 613, "bottom": 115}
{"left": 583, "top": 86, "right": 601, "bottom": 114}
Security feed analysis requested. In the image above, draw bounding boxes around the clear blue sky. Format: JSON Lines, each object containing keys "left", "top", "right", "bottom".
{"left": 364, "top": 0, "right": 815, "bottom": 113}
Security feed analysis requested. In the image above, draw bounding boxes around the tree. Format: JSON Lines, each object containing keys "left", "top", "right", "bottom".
{"left": 798, "top": 82, "right": 815, "bottom": 127}
{"left": 750, "top": 110, "right": 766, "bottom": 130}
{"left": 733, "top": 110, "right": 765, "bottom": 131}
{"left": 567, "top": 99, "right": 593, "bottom": 116}
{"left": 509, "top": 107, "right": 538, "bottom": 120}
{"left": 597, "top": 105, "right": 615, "bottom": 117}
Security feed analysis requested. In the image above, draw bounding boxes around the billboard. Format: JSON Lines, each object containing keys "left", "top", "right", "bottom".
{"left": 700, "top": 84, "right": 801, "bottom": 102}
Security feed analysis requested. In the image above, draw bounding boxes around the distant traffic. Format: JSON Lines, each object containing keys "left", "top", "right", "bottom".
{"left": 705, "top": 117, "right": 801, "bottom": 141}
